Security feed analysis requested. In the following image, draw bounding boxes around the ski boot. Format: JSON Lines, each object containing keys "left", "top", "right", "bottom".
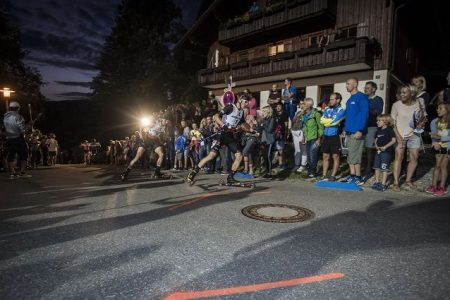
{"left": 120, "top": 168, "right": 131, "bottom": 181}
{"left": 185, "top": 168, "right": 198, "bottom": 185}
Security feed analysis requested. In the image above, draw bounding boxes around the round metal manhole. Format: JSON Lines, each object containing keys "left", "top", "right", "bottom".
{"left": 241, "top": 204, "right": 314, "bottom": 223}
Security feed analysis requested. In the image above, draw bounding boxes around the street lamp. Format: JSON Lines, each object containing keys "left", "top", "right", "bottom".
{"left": 140, "top": 117, "right": 151, "bottom": 128}
{"left": 0, "top": 87, "right": 15, "bottom": 112}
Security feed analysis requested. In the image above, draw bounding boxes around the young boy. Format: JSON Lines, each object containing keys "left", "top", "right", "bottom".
{"left": 372, "top": 114, "right": 397, "bottom": 191}
{"left": 174, "top": 128, "right": 186, "bottom": 170}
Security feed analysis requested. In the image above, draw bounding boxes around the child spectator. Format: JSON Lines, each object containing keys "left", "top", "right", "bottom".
{"left": 189, "top": 123, "right": 203, "bottom": 166}
{"left": 372, "top": 114, "right": 396, "bottom": 191}
{"left": 174, "top": 129, "right": 187, "bottom": 170}
{"left": 427, "top": 103, "right": 450, "bottom": 196}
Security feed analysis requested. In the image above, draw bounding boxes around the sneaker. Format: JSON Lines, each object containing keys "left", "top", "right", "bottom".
{"left": 307, "top": 173, "right": 316, "bottom": 178}
{"left": 434, "top": 187, "right": 448, "bottom": 197}
{"left": 19, "top": 172, "right": 32, "bottom": 178}
{"left": 328, "top": 176, "right": 336, "bottom": 182}
{"left": 262, "top": 173, "right": 272, "bottom": 179}
{"left": 426, "top": 185, "right": 437, "bottom": 194}
{"left": 319, "top": 175, "right": 329, "bottom": 181}
{"left": 10, "top": 173, "right": 19, "bottom": 180}
{"left": 296, "top": 166, "right": 305, "bottom": 173}
{"left": 372, "top": 182, "right": 381, "bottom": 190}
{"left": 342, "top": 175, "right": 355, "bottom": 183}
{"left": 353, "top": 176, "right": 364, "bottom": 186}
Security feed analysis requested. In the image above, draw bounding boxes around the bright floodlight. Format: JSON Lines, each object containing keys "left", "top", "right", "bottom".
{"left": 140, "top": 117, "right": 151, "bottom": 127}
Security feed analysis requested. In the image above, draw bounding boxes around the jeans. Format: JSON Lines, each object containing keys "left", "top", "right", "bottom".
{"left": 306, "top": 140, "right": 320, "bottom": 175}
{"left": 284, "top": 101, "right": 298, "bottom": 121}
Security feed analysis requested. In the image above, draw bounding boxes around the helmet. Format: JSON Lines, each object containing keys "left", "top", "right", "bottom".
{"left": 222, "top": 90, "right": 235, "bottom": 106}
{"left": 9, "top": 101, "right": 20, "bottom": 108}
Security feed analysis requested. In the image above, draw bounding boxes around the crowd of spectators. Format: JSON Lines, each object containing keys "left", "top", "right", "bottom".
{"left": 98, "top": 71, "right": 450, "bottom": 195}
{"left": 3, "top": 71, "right": 450, "bottom": 196}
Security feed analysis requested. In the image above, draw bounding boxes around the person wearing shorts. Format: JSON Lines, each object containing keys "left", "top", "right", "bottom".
{"left": 342, "top": 78, "right": 369, "bottom": 185}
{"left": 372, "top": 114, "right": 396, "bottom": 191}
{"left": 320, "top": 92, "right": 345, "bottom": 181}
{"left": 120, "top": 122, "right": 165, "bottom": 180}
{"left": 186, "top": 92, "right": 252, "bottom": 184}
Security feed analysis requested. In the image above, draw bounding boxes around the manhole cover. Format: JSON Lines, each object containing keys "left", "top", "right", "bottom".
{"left": 242, "top": 204, "right": 314, "bottom": 223}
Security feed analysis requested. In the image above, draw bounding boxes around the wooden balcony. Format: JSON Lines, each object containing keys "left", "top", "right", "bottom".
{"left": 218, "top": 0, "right": 336, "bottom": 51}
{"left": 199, "top": 37, "right": 375, "bottom": 86}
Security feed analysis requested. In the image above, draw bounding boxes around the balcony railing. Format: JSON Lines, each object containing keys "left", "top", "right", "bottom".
{"left": 218, "top": 0, "right": 336, "bottom": 47}
{"left": 199, "top": 37, "right": 375, "bottom": 86}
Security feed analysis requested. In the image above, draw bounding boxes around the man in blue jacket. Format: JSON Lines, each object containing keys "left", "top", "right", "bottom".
{"left": 320, "top": 92, "right": 346, "bottom": 181}
{"left": 342, "top": 78, "right": 369, "bottom": 185}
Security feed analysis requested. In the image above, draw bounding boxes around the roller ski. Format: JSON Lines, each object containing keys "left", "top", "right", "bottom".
{"left": 185, "top": 168, "right": 198, "bottom": 186}
{"left": 219, "top": 173, "right": 255, "bottom": 188}
{"left": 150, "top": 167, "right": 173, "bottom": 179}
{"left": 120, "top": 168, "right": 131, "bottom": 181}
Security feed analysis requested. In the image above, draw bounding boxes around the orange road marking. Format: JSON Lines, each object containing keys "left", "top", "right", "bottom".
{"left": 168, "top": 193, "right": 217, "bottom": 211}
{"left": 165, "top": 272, "right": 345, "bottom": 300}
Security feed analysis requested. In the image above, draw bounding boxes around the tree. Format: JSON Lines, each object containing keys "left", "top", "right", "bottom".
{"left": 0, "top": 8, "right": 44, "bottom": 116}
{"left": 92, "top": 0, "right": 183, "bottom": 111}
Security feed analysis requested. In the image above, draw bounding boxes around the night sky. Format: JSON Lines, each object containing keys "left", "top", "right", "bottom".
{"left": 2, "top": 0, "right": 201, "bottom": 101}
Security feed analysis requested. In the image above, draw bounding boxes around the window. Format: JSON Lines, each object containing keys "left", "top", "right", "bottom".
{"left": 268, "top": 45, "right": 277, "bottom": 56}
{"left": 336, "top": 25, "right": 358, "bottom": 40}
{"left": 309, "top": 36, "right": 318, "bottom": 47}
{"left": 268, "top": 42, "right": 285, "bottom": 56}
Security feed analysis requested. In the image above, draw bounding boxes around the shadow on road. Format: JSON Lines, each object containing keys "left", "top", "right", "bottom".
{"left": 162, "top": 198, "right": 450, "bottom": 299}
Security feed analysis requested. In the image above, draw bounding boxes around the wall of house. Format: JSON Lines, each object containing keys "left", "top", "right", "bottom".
{"left": 335, "top": 0, "right": 393, "bottom": 70}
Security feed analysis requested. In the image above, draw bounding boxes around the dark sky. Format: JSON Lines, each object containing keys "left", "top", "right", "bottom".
{"left": 2, "top": 0, "right": 202, "bottom": 101}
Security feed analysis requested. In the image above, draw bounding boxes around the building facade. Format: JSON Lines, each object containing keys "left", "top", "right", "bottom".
{"left": 177, "top": 0, "right": 446, "bottom": 111}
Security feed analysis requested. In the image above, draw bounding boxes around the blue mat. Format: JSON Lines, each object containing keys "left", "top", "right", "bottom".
{"left": 234, "top": 172, "right": 254, "bottom": 180}
{"left": 315, "top": 181, "right": 363, "bottom": 191}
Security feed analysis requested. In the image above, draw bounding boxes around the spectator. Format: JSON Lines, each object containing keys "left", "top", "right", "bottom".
{"left": 282, "top": 78, "right": 299, "bottom": 121}
{"left": 291, "top": 100, "right": 307, "bottom": 173}
{"left": 364, "top": 81, "right": 384, "bottom": 176}
{"left": 391, "top": 84, "right": 425, "bottom": 192}
{"left": 80, "top": 140, "right": 90, "bottom": 166}
{"left": 189, "top": 123, "right": 203, "bottom": 166}
{"left": 29, "top": 130, "right": 41, "bottom": 169}
{"left": 242, "top": 114, "right": 258, "bottom": 175}
{"left": 273, "top": 103, "right": 289, "bottom": 170}
{"left": 174, "top": 128, "right": 187, "bottom": 170}
{"left": 180, "top": 120, "right": 192, "bottom": 169}
{"left": 320, "top": 93, "right": 345, "bottom": 181}
{"left": 427, "top": 103, "right": 450, "bottom": 196}
{"left": 267, "top": 84, "right": 282, "bottom": 109}
{"left": 47, "top": 133, "right": 59, "bottom": 166}
{"left": 372, "top": 114, "right": 396, "bottom": 192}
{"left": 40, "top": 134, "right": 49, "bottom": 166}
{"left": 259, "top": 105, "right": 275, "bottom": 178}
{"left": 342, "top": 77, "right": 369, "bottom": 185}
{"left": 441, "top": 70, "right": 450, "bottom": 103}
{"left": 412, "top": 75, "right": 431, "bottom": 109}
{"left": 244, "top": 89, "right": 257, "bottom": 117}
{"left": 89, "top": 138, "right": 101, "bottom": 164}
{"left": 301, "top": 98, "right": 324, "bottom": 178}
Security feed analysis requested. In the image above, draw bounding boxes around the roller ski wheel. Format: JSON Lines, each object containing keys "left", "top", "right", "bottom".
{"left": 218, "top": 179, "right": 255, "bottom": 188}
{"left": 185, "top": 178, "right": 195, "bottom": 186}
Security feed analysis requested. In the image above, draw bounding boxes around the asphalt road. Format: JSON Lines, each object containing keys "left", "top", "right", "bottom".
{"left": 0, "top": 165, "right": 449, "bottom": 299}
